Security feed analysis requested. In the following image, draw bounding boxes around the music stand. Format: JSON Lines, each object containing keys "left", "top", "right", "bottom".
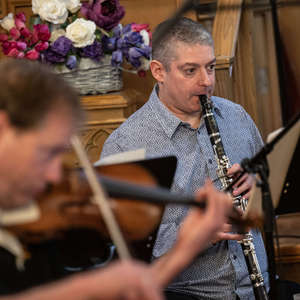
{"left": 275, "top": 137, "right": 300, "bottom": 215}
{"left": 241, "top": 114, "right": 300, "bottom": 300}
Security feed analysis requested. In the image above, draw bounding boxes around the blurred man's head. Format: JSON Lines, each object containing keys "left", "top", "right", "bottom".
{"left": 0, "top": 59, "right": 82, "bottom": 209}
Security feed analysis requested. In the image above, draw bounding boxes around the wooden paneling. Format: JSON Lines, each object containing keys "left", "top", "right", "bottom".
{"left": 210, "top": 0, "right": 283, "bottom": 140}
{"left": 278, "top": 0, "right": 300, "bottom": 121}
{"left": 233, "top": 0, "right": 259, "bottom": 125}
{"left": 252, "top": 9, "right": 282, "bottom": 139}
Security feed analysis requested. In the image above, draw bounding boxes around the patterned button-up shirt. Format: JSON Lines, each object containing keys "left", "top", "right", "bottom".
{"left": 100, "top": 86, "right": 269, "bottom": 300}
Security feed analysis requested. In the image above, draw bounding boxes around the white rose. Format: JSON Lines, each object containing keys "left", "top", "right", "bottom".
{"left": 0, "top": 13, "right": 15, "bottom": 31}
{"left": 32, "top": 0, "right": 44, "bottom": 14}
{"left": 140, "top": 29, "right": 150, "bottom": 46}
{"left": 50, "top": 29, "right": 66, "bottom": 42}
{"left": 39, "top": 0, "right": 68, "bottom": 24}
{"left": 66, "top": 18, "right": 96, "bottom": 48}
{"left": 64, "top": 0, "right": 81, "bottom": 13}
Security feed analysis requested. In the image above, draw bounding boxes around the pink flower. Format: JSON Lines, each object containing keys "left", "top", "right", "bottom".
{"left": 131, "top": 23, "right": 149, "bottom": 32}
{"left": 15, "top": 13, "right": 26, "bottom": 30}
{"left": 16, "top": 12, "right": 26, "bottom": 23}
{"left": 9, "top": 27, "right": 21, "bottom": 40}
{"left": 7, "top": 47, "right": 20, "bottom": 57}
{"left": 16, "top": 41, "right": 27, "bottom": 51}
{"left": 137, "top": 69, "right": 146, "bottom": 77}
{"left": 2, "top": 41, "right": 11, "bottom": 55}
{"left": 35, "top": 41, "right": 49, "bottom": 52}
{"left": 33, "top": 24, "right": 51, "bottom": 42}
{"left": 2, "top": 41, "right": 17, "bottom": 55}
{"left": 25, "top": 49, "right": 40, "bottom": 60}
{"left": 17, "top": 51, "right": 25, "bottom": 58}
{"left": 30, "top": 30, "right": 39, "bottom": 45}
{"left": 131, "top": 23, "right": 152, "bottom": 45}
{"left": 0, "top": 34, "right": 9, "bottom": 42}
{"left": 20, "top": 27, "right": 31, "bottom": 38}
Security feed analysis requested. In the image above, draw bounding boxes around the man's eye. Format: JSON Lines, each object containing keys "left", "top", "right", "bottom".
{"left": 184, "top": 68, "right": 196, "bottom": 75}
{"left": 208, "top": 64, "right": 216, "bottom": 72}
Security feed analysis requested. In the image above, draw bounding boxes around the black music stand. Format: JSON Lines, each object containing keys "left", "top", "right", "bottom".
{"left": 242, "top": 114, "right": 300, "bottom": 300}
{"left": 275, "top": 137, "right": 300, "bottom": 215}
{"left": 95, "top": 151, "right": 178, "bottom": 189}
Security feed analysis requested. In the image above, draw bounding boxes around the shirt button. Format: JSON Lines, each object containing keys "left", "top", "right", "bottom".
{"left": 208, "top": 159, "right": 212, "bottom": 164}
{"left": 233, "top": 255, "right": 237, "bottom": 260}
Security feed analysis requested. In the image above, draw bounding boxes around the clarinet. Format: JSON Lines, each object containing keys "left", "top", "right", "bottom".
{"left": 199, "top": 95, "right": 268, "bottom": 300}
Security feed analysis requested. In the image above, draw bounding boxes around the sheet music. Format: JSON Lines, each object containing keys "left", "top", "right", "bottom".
{"left": 94, "top": 149, "right": 146, "bottom": 166}
{"left": 244, "top": 119, "right": 300, "bottom": 218}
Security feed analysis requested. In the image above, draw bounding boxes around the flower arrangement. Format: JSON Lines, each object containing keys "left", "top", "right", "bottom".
{"left": 0, "top": 0, "right": 152, "bottom": 77}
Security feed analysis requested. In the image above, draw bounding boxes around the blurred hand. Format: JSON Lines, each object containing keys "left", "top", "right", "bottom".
{"left": 89, "top": 260, "right": 164, "bottom": 300}
{"left": 210, "top": 223, "right": 246, "bottom": 244}
{"left": 177, "top": 180, "right": 234, "bottom": 254}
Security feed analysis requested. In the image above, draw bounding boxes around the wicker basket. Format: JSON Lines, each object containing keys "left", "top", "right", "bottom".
{"left": 54, "top": 55, "right": 123, "bottom": 95}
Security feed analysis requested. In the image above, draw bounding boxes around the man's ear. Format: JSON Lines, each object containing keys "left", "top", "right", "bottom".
{"left": 150, "top": 60, "right": 166, "bottom": 83}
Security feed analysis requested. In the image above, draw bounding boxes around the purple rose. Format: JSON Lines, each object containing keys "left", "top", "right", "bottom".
{"left": 51, "top": 36, "right": 73, "bottom": 57}
{"left": 43, "top": 48, "right": 66, "bottom": 63}
{"left": 81, "top": 40, "right": 103, "bottom": 60}
{"left": 66, "top": 55, "right": 78, "bottom": 69}
{"left": 81, "top": 0, "right": 125, "bottom": 31}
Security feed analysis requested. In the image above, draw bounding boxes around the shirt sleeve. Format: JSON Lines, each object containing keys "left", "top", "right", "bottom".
{"left": 100, "top": 134, "right": 124, "bottom": 160}
{"left": 238, "top": 105, "right": 264, "bottom": 155}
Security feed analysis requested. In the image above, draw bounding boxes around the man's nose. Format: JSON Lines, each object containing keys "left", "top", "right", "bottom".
{"left": 45, "top": 157, "right": 63, "bottom": 184}
{"left": 198, "top": 69, "right": 212, "bottom": 86}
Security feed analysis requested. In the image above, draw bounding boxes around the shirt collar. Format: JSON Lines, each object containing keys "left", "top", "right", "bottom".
{"left": 148, "top": 85, "right": 182, "bottom": 139}
{"left": 148, "top": 86, "right": 224, "bottom": 138}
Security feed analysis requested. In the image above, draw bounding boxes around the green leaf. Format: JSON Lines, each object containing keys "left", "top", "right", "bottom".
{"left": 95, "top": 29, "right": 102, "bottom": 40}
{"left": 29, "top": 16, "right": 41, "bottom": 30}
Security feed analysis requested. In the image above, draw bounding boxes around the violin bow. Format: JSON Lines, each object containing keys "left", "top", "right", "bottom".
{"left": 71, "top": 135, "right": 131, "bottom": 260}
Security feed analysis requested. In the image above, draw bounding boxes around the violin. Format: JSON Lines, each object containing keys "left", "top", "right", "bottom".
{"left": 6, "top": 162, "right": 167, "bottom": 243}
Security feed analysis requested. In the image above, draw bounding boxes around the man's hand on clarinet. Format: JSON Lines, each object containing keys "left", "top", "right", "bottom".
{"left": 227, "top": 163, "right": 255, "bottom": 200}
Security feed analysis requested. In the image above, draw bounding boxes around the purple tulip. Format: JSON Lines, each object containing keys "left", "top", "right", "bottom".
{"left": 124, "top": 31, "right": 143, "bottom": 46}
{"left": 112, "top": 24, "right": 122, "bottom": 38}
{"left": 66, "top": 55, "right": 78, "bottom": 69}
{"left": 111, "top": 49, "right": 123, "bottom": 66}
{"left": 102, "top": 35, "right": 117, "bottom": 52}
{"left": 127, "top": 47, "right": 143, "bottom": 68}
{"left": 127, "top": 45, "right": 152, "bottom": 68}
